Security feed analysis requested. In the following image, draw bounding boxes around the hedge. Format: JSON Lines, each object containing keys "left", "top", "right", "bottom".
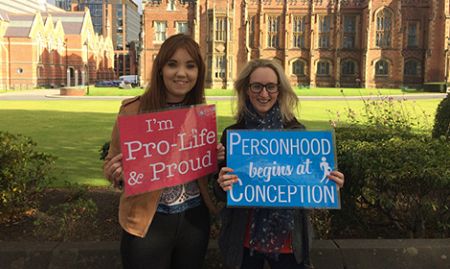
{"left": 0, "top": 132, "right": 55, "bottom": 224}
{"left": 316, "top": 126, "right": 450, "bottom": 239}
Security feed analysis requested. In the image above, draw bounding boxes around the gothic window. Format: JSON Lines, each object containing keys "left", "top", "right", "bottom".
{"left": 154, "top": 21, "right": 167, "bottom": 43}
{"left": 404, "top": 59, "right": 420, "bottom": 76}
{"left": 167, "top": 0, "right": 175, "bottom": 11}
{"left": 407, "top": 22, "right": 418, "bottom": 48}
{"left": 375, "top": 59, "right": 389, "bottom": 76}
{"left": 216, "top": 17, "right": 226, "bottom": 41}
{"left": 176, "top": 21, "right": 189, "bottom": 34}
{"left": 317, "top": 60, "right": 330, "bottom": 76}
{"left": 267, "top": 16, "right": 279, "bottom": 48}
{"left": 208, "top": 16, "right": 213, "bottom": 42}
{"left": 341, "top": 59, "right": 357, "bottom": 75}
{"left": 292, "top": 59, "right": 305, "bottom": 76}
{"left": 376, "top": 9, "right": 392, "bottom": 48}
{"left": 215, "top": 55, "right": 226, "bottom": 79}
{"left": 319, "top": 15, "right": 331, "bottom": 49}
{"left": 343, "top": 15, "right": 356, "bottom": 49}
{"left": 292, "top": 16, "right": 305, "bottom": 48}
{"left": 207, "top": 55, "right": 212, "bottom": 80}
{"left": 249, "top": 16, "right": 256, "bottom": 48}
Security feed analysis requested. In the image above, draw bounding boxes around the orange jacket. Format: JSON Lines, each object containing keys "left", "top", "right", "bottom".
{"left": 104, "top": 96, "right": 218, "bottom": 238}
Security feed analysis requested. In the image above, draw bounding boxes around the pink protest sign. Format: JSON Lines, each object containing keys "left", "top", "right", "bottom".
{"left": 118, "top": 104, "right": 217, "bottom": 197}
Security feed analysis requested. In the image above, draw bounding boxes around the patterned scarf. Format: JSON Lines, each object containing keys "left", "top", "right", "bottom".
{"left": 244, "top": 101, "right": 295, "bottom": 255}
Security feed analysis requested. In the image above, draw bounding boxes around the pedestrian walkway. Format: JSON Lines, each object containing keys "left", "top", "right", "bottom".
{"left": 0, "top": 89, "right": 61, "bottom": 100}
{"left": 1, "top": 239, "right": 449, "bottom": 269}
{"left": 0, "top": 89, "right": 59, "bottom": 96}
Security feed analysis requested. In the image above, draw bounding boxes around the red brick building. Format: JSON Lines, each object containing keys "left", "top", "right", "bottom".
{"left": 141, "top": 0, "right": 450, "bottom": 89}
{"left": 55, "top": 0, "right": 141, "bottom": 78}
{"left": 0, "top": 0, "right": 115, "bottom": 90}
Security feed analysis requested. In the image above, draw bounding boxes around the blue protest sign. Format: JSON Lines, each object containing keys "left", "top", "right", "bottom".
{"left": 226, "top": 130, "right": 340, "bottom": 209}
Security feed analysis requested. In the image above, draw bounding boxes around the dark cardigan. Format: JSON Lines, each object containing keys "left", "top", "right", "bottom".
{"left": 213, "top": 118, "right": 314, "bottom": 269}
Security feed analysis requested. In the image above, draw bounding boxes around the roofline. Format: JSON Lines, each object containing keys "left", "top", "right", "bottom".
{"left": 129, "top": 0, "right": 139, "bottom": 9}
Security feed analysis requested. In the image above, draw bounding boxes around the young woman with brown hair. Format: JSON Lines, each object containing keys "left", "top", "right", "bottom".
{"left": 103, "top": 34, "right": 218, "bottom": 269}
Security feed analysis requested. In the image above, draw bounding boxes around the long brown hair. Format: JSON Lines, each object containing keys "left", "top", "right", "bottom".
{"left": 234, "top": 59, "right": 298, "bottom": 122}
{"left": 139, "top": 34, "right": 205, "bottom": 112}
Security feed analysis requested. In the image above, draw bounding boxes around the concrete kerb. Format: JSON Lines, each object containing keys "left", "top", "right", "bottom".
{"left": 0, "top": 239, "right": 448, "bottom": 269}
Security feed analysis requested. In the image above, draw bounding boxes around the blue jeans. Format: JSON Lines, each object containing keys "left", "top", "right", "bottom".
{"left": 240, "top": 247, "right": 306, "bottom": 269}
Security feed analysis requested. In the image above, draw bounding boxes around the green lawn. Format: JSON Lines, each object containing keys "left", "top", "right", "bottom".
{"left": 87, "top": 86, "right": 425, "bottom": 97}
{"left": 0, "top": 99, "right": 440, "bottom": 187}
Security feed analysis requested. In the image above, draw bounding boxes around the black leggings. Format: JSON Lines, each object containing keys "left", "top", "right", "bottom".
{"left": 120, "top": 204, "right": 210, "bottom": 269}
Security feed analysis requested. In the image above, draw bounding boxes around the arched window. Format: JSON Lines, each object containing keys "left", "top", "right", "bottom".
{"left": 375, "top": 9, "right": 392, "bottom": 48}
{"left": 341, "top": 59, "right": 357, "bottom": 75}
{"left": 375, "top": 59, "right": 389, "bottom": 76}
{"left": 317, "top": 60, "right": 331, "bottom": 76}
{"left": 292, "top": 60, "right": 305, "bottom": 76}
{"left": 404, "top": 59, "right": 420, "bottom": 76}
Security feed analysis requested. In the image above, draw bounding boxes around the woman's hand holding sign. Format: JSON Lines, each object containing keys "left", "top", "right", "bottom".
{"left": 217, "top": 143, "right": 225, "bottom": 162}
{"left": 217, "top": 167, "right": 239, "bottom": 191}
{"left": 327, "top": 170, "right": 345, "bottom": 189}
{"left": 104, "top": 153, "right": 124, "bottom": 189}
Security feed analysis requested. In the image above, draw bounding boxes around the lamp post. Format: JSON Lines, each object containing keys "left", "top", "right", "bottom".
{"left": 84, "top": 40, "right": 90, "bottom": 95}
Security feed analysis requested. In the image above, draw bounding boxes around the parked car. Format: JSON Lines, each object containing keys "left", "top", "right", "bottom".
{"left": 95, "top": 80, "right": 112, "bottom": 87}
{"left": 95, "top": 80, "right": 122, "bottom": 87}
{"left": 119, "top": 81, "right": 133, "bottom": 89}
{"left": 119, "top": 75, "right": 139, "bottom": 87}
{"left": 111, "top": 80, "right": 122, "bottom": 87}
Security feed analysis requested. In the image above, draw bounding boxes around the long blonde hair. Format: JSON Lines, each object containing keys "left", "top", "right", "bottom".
{"left": 234, "top": 59, "right": 298, "bottom": 122}
{"left": 139, "top": 34, "right": 205, "bottom": 113}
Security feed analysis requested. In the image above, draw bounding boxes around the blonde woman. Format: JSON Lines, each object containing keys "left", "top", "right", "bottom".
{"left": 215, "top": 59, "right": 344, "bottom": 269}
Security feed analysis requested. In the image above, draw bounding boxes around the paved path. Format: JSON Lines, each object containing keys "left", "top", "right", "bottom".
{"left": 0, "top": 89, "right": 447, "bottom": 101}
{"left": 1, "top": 239, "right": 449, "bottom": 269}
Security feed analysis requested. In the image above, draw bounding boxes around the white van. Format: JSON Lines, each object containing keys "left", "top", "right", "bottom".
{"left": 119, "top": 75, "right": 139, "bottom": 87}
